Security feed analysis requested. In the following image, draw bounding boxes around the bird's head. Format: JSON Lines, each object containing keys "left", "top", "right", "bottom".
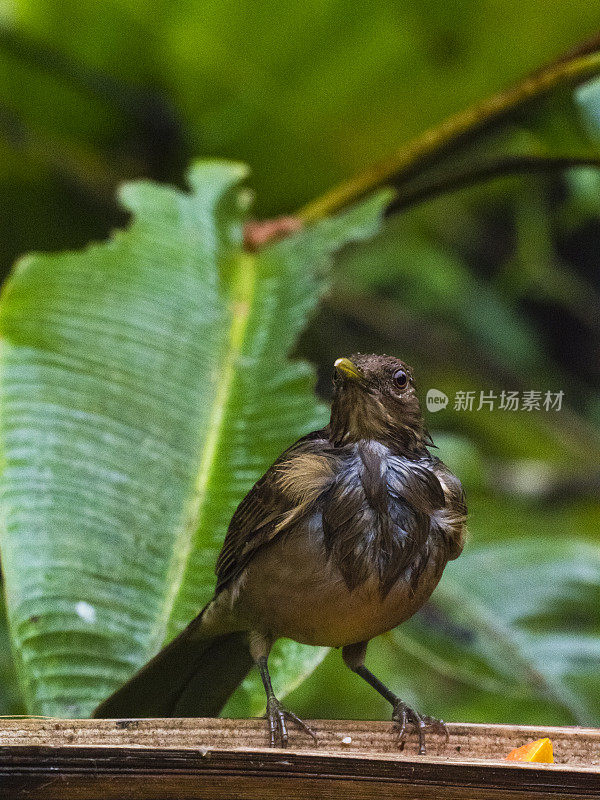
{"left": 330, "top": 353, "right": 431, "bottom": 451}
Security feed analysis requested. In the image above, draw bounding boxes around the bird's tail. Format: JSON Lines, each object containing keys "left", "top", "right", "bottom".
{"left": 92, "top": 615, "right": 254, "bottom": 719}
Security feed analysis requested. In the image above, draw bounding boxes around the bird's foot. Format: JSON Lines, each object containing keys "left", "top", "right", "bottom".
{"left": 392, "top": 700, "right": 448, "bottom": 755}
{"left": 264, "top": 696, "right": 317, "bottom": 748}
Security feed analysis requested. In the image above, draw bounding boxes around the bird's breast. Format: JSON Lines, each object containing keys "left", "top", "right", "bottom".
{"left": 231, "top": 440, "right": 452, "bottom": 647}
{"left": 233, "top": 514, "right": 447, "bottom": 647}
{"left": 321, "top": 440, "right": 437, "bottom": 597}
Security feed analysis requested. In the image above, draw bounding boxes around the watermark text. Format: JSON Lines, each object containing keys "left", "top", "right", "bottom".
{"left": 426, "top": 389, "right": 564, "bottom": 413}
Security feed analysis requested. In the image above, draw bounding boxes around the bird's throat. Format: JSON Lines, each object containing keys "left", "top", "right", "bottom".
{"left": 330, "top": 387, "right": 426, "bottom": 452}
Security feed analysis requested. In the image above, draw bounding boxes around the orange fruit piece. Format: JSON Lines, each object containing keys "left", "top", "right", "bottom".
{"left": 506, "top": 738, "right": 554, "bottom": 763}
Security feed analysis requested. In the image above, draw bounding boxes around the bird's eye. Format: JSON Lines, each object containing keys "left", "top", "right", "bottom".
{"left": 393, "top": 369, "right": 408, "bottom": 389}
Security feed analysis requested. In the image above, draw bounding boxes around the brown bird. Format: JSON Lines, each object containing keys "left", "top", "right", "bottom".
{"left": 94, "top": 354, "right": 467, "bottom": 754}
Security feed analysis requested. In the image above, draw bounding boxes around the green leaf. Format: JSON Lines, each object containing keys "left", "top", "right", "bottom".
{"left": 0, "top": 159, "right": 390, "bottom": 716}
{"left": 576, "top": 76, "right": 600, "bottom": 140}
{"left": 393, "top": 538, "right": 600, "bottom": 725}
{"left": 0, "top": 588, "right": 23, "bottom": 715}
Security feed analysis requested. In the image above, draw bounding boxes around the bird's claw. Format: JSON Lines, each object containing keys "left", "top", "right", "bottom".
{"left": 392, "top": 701, "right": 448, "bottom": 755}
{"left": 264, "top": 696, "right": 317, "bottom": 747}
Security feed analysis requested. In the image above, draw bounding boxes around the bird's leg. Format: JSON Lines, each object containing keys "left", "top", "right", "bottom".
{"left": 249, "top": 631, "right": 317, "bottom": 747}
{"left": 342, "top": 641, "right": 447, "bottom": 755}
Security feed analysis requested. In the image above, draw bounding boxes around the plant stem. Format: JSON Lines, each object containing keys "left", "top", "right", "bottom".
{"left": 298, "top": 51, "right": 600, "bottom": 223}
{"left": 388, "top": 154, "right": 600, "bottom": 214}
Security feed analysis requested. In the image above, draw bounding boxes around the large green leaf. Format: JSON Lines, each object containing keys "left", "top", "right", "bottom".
{"left": 0, "top": 590, "right": 23, "bottom": 715}
{"left": 388, "top": 538, "right": 600, "bottom": 725}
{"left": 0, "top": 160, "right": 390, "bottom": 716}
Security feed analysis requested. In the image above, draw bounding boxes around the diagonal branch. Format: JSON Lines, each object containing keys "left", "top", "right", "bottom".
{"left": 387, "top": 154, "right": 600, "bottom": 214}
{"left": 298, "top": 49, "right": 600, "bottom": 223}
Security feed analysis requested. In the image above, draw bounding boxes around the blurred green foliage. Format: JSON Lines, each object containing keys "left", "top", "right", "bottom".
{"left": 0, "top": 0, "right": 599, "bottom": 264}
{"left": 1, "top": 0, "right": 600, "bottom": 726}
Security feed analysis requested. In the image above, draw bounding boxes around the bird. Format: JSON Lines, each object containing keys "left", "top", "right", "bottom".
{"left": 94, "top": 353, "right": 467, "bottom": 754}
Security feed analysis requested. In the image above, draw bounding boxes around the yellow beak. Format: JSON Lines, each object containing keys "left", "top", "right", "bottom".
{"left": 334, "top": 357, "right": 363, "bottom": 381}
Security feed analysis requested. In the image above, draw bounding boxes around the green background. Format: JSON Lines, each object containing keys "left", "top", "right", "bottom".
{"left": 1, "top": 0, "right": 600, "bottom": 726}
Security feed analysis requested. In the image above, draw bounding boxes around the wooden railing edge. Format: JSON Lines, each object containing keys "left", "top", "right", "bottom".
{"left": 1, "top": 718, "right": 599, "bottom": 799}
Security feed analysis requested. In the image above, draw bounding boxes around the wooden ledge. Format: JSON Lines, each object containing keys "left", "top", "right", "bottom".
{"left": 1, "top": 718, "right": 599, "bottom": 798}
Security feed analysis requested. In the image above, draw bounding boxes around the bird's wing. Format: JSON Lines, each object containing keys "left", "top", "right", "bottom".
{"left": 215, "top": 428, "right": 332, "bottom": 593}
{"left": 430, "top": 457, "right": 467, "bottom": 559}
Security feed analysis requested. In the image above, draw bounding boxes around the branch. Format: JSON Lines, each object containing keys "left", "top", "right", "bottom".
{"left": 298, "top": 48, "right": 600, "bottom": 222}
{"left": 387, "top": 154, "right": 600, "bottom": 214}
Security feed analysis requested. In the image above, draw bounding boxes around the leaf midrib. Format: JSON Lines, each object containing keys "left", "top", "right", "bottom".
{"left": 157, "top": 251, "right": 257, "bottom": 642}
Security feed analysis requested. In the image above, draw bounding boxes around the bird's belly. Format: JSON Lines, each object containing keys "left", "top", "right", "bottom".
{"left": 233, "top": 523, "right": 445, "bottom": 648}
